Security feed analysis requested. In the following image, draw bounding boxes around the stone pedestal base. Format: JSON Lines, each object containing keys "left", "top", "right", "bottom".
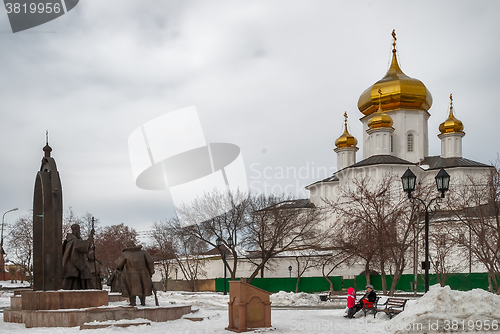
{"left": 3, "top": 290, "right": 191, "bottom": 328}
{"left": 4, "top": 305, "right": 192, "bottom": 328}
{"left": 21, "top": 290, "right": 108, "bottom": 310}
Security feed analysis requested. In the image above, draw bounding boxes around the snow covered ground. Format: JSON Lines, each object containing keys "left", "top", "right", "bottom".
{"left": 1, "top": 282, "right": 500, "bottom": 333}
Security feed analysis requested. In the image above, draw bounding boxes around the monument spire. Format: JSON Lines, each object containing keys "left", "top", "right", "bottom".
{"left": 43, "top": 130, "right": 52, "bottom": 158}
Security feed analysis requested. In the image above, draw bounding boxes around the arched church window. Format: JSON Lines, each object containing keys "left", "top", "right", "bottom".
{"left": 390, "top": 135, "right": 394, "bottom": 153}
{"left": 407, "top": 133, "right": 414, "bottom": 152}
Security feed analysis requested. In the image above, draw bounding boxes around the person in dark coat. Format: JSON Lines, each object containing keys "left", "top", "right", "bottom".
{"left": 346, "top": 284, "right": 377, "bottom": 318}
{"left": 116, "top": 240, "right": 155, "bottom": 306}
{"left": 62, "top": 224, "right": 95, "bottom": 290}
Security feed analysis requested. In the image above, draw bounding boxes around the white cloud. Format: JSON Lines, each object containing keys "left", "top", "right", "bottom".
{"left": 1, "top": 0, "right": 499, "bottom": 231}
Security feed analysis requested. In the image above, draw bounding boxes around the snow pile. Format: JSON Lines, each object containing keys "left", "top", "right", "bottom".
{"left": 83, "top": 318, "right": 151, "bottom": 326}
{"left": 384, "top": 285, "right": 500, "bottom": 333}
{"left": 0, "top": 290, "right": 13, "bottom": 309}
{"left": 0, "top": 280, "right": 30, "bottom": 288}
{"left": 156, "top": 291, "right": 229, "bottom": 309}
{"left": 270, "top": 291, "right": 320, "bottom": 306}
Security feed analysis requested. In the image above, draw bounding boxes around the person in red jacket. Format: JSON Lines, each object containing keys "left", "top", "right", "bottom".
{"left": 346, "top": 285, "right": 377, "bottom": 318}
{"left": 343, "top": 287, "right": 356, "bottom": 318}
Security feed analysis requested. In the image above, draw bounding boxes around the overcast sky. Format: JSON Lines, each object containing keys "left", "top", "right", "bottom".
{"left": 1, "top": 0, "right": 499, "bottom": 234}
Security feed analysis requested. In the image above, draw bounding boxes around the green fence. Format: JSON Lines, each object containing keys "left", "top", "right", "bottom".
{"left": 350, "top": 272, "right": 490, "bottom": 292}
{"left": 215, "top": 272, "right": 491, "bottom": 293}
{"left": 215, "top": 276, "right": 343, "bottom": 293}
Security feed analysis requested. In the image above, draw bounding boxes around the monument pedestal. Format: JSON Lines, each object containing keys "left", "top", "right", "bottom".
{"left": 21, "top": 290, "right": 108, "bottom": 310}
{"left": 3, "top": 290, "right": 192, "bottom": 328}
{"left": 226, "top": 280, "right": 272, "bottom": 332}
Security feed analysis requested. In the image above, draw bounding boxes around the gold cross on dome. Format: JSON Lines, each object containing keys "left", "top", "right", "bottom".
{"left": 392, "top": 29, "right": 397, "bottom": 51}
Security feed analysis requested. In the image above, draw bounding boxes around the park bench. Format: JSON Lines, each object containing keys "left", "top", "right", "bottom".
{"left": 319, "top": 291, "right": 331, "bottom": 301}
{"left": 361, "top": 296, "right": 380, "bottom": 317}
{"left": 319, "top": 291, "right": 339, "bottom": 301}
{"left": 372, "top": 297, "right": 408, "bottom": 319}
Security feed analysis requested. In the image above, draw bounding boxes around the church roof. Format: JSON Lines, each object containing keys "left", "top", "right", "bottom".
{"left": 420, "top": 156, "right": 491, "bottom": 170}
{"left": 349, "top": 155, "right": 414, "bottom": 168}
{"left": 306, "top": 156, "right": 412, "bottom": 189}
{"left": 335, "top": 112, "right": 358, "bottom": 149}
{"left": 439, "top": 94, "right": 464, "bottom": 135}
{"left": 306, "top": 175, "right": 339, "bottom": 188}
{"left": 255, "top": 199, "right": 315, "bottom": 211}
{"left": 358, "top": 30, "right": 432, "bottom": 116}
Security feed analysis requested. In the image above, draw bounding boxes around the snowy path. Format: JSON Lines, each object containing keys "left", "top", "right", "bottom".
{"left": 2, "top": 283, "right": 500, "bottom": 333}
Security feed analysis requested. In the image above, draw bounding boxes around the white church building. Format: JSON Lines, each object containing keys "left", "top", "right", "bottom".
{"left": 172, "top": 32, "right": 493, "bottom": 283}
{"left": 307, "top": 33, "right": 491, "bottom": 207}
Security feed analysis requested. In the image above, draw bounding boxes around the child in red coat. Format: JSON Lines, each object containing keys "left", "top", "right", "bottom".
{"left": 344, "top": 287, "right": 356, "bottom": 317}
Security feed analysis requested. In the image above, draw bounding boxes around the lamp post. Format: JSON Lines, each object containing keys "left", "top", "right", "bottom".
{"left": 175, "top": 268, "right": 178, "bottom": 280}
{"left": 401, "top": 168, "right": 450, "bottom": 293}
{"left": 216, "top": 236, "right": 233, "bottom": 295}
{"left": 288, "top": 265, "right": 292, "bottom": 278}
{"left": 1, "top": 208, "right": 18, "bottom": 278}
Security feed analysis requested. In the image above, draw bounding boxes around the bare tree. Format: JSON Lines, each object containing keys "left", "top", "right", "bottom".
{"left": 175, "top": 189, "right": 250, "bottom": 281}
{"left": 6, "top": 214, "right": 33, "bottom": 285}
{"left": 293, "top": 250, "right": 317, "bottom": 293}
{"left": 154, "top": 218, "right": 208, "bottom": 291}
{"left": 173, "top": 192, "right": 324, "bottom": 285}
{"left": 315, "top": 248, "right": 357, "bottom": 292}
{"left": 80, "top": 212, "right": 100, "bottom": 240}
{"left": 446, "top": 164, "right": 500, "bottom": 293}
{"left": 149, "top": 220, "right": 177, "bottom": 290}
{"left": 326, "top": 173, "right": 417, "bottom": 295}
{"left": 427, "top": 223, "right": 467, "bottom": 287}
{"left": 94, "top": 223, "right": 138, "bottom": 275}
{"left": 243, "top": 195, "right": 324, "bottom": 283}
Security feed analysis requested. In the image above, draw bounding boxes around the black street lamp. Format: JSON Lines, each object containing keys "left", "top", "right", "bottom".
{"left": 288, "top": 265, "right": 292, "bottom": 278}
{"left": 216, "top": 236, "right": 233, "bottom": 295}
{"left": 175, "top": 268, "right": 178, "bottom": 280}
{"left": 401, "top": 167, "right": 450, "bottom": 293}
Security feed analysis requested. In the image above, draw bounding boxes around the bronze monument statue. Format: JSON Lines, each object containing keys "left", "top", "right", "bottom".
{"left": 33, "top": 137, "right": 63, "bottom": 291}
{"left": 87, "top": 253, "right": 103, "bottom": 290}
{"left": 62, "top": 224, "right": 95, "bottom": 290}
{"left": 116, "top": 241, "right": 155, "bottom": 306}
{"left": 107, "top": 268, "right": 124, "bottom": 293}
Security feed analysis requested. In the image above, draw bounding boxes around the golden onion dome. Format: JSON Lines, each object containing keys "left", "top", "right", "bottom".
{"left": 335, "top": 112, "right": 358, "bottom": 148}
{"left": 439, "top": 94, "right": 464, "bottom": 134}
{"left": 368, "top": 90, "right": 394, "bottom": 129}
{"left": 358, "top": 30, "right": 433, "bottom": 116}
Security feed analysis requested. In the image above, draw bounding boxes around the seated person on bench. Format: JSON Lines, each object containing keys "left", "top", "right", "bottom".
{"left": 346, "top": 284, "right": 377, "bottom": 318}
